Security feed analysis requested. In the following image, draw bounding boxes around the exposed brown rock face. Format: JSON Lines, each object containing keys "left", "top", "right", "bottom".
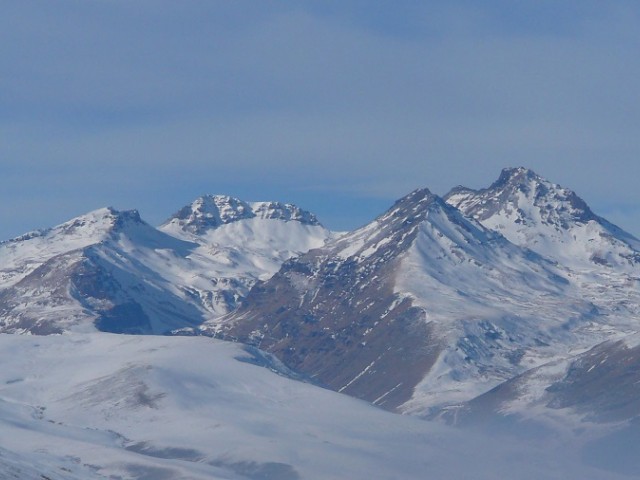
{"left": 222, "top": 189, "right": 443, "bottom": 410}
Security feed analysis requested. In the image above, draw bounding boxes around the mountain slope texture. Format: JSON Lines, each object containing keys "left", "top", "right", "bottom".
{"left": 219, "top": 168, "right": 640, "bottom": 421}
{"left": 0, "top": 197, "right": 330, "bottom": 335}
{"left": 0, "top": 168, "right": 640, "bottom": 454}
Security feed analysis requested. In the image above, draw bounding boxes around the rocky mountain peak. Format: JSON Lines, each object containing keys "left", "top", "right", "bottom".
{"left": 218, "top": 181, "right": 584, "bottom": 413}
{"left": 322, "top": 187, "right": 445, "bottom": 266}
{"left": 394, "top": 187, "right": 437, "bottom": 209}
{"left": 107, "top": 207, "right": 144, "bottom": 228}
{"left": 446, "top": 167, "right": 640, "bottom": 271}
{"left": 252, "top": 201, "right": 320, "bottom": 225}
{"left": 216, "top": 188, "right": 447, "bottom": 410}
{"left": 163, "top": 195, "right": 321, "bottom": 234}
{"left": 492, "top": 166, "right": 542, "bottom": 189}
{"left": 445, "top": 167, "right": 597, "bottom": 227}
{"left": 373, "top": 188, "right": 439, "bottom": 227}
{"left": 169, "top": 195, "right": 253, "bottom": 233}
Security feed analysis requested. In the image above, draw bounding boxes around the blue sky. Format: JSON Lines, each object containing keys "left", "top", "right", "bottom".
{"left": 2, "top": 1, "right": 640, "bottom": 238}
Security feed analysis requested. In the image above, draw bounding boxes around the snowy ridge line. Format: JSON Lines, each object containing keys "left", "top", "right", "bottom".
{"left": 1, "top": 167, "right": 640, "bottom": 430}
{"left": 160, "top": 194, "right": 322, "bottom": 235}
{"left": 218, "top": 168, "right": 640, "bottom": 422}
{"left": 0, "top": 196, "right": 332, "bottom": 335}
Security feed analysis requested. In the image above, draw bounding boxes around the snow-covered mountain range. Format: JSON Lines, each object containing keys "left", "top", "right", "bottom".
{"left": 1, "top": 168, "right": 640, "bottom": 478}
{"left": 219, "top": 188, "right": 580, "bottom": 410}
{"left": 216, "top": 168, "right": 640, "bottom": 424}
{"left": 0, "top": 196, "right": 330, "bottom": 334}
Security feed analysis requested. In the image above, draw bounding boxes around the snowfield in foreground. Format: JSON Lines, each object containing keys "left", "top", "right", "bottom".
{"left": 0, "top": 333, "right": 630, "bottom": 480}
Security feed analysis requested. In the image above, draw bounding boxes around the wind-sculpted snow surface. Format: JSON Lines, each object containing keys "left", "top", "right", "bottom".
{"left": 0, "top": 333, "right": 629, "bottom": 480}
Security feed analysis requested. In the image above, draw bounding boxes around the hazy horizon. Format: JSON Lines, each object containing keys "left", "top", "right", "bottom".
{"left": 3, "top": 1, "right": 640, "bottom": 238}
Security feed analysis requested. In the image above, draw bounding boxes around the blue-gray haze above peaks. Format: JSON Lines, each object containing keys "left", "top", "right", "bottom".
{"left": 2, "top": 1, "right": 640, "bottom": 240}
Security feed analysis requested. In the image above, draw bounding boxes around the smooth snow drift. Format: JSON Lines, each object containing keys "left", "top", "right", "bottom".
{"left": 0, "top": 332, "right": 627, "bottom": 480}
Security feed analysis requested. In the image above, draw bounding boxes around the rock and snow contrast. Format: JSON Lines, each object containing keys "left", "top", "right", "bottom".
{"left": 220, "top": 168, "right": 640, "bottom": 425}
{"left": 220, "top": 188, "right": 588, "bottom": 411}
{"left": 1, "top": 171, "right": 640, "bottom": 479}
{"left": 160, "top": 195, "right": 322, "bottom": 234}
{"left": 160, "top": 195, "right": 332, "bottom": 319}
{"left": 0, "top": 197, "right": 331, "bottom": 335}
{"left": 445, "top": 167, "right": 640, "bottom": 272}
{"left": 445, "top": 166, "right": 640, "bottom": 330}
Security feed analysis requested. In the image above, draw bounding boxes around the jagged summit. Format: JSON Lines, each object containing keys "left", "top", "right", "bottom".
{"left": 252, "top": 200, "right": 320, "bottom": 224}
{"left": 169, "top": 196, "right": 254, "bottom": 232}
{"left": 493, "top": 166, "right": 544, "bottom": 187}
{"left": 445, "top": 167, "right": 640, "bottom": 270}
{"left": 161, "top": 195, "right": 321, "bottom": 234}
{"left": 389, "top": 187, "right": 438, "bottom": 212}
{"left": 446, "top": 167, "right": 597, "bottom": 226}
{"left": 325, "top": 186, "right": 516, "bottom": 269}
{"left": 345, "top": 187, "right": 438, "bottom": 239}
{"left": 318, "top": 187, "right": 482, "bottom": 269}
